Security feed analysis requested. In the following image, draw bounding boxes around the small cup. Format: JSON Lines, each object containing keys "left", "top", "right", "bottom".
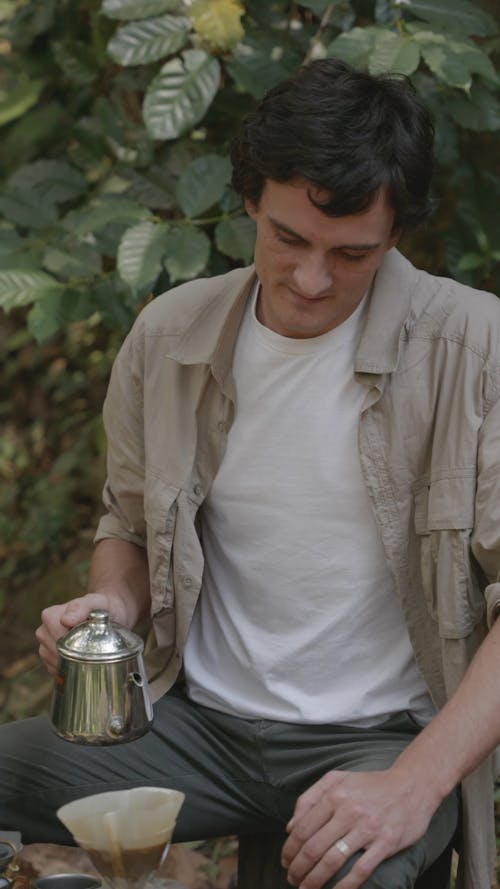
{"left": 0, "top": 845, "right": 14, "bottom": 871}
{"left": 31, "top": 875, "right": 101, "bottom": 889}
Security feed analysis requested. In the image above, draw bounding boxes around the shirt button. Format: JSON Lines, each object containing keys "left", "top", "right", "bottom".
{"left": 217, "top": 421, "right": 226, "bottom": 432}
{"left": 182, "top": 575, "right": 193, "bottom": 588}
{"left": 193, "top": 484, "right": 202, "bottom": 496}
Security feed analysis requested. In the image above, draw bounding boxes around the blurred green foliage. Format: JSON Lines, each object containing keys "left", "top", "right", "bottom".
{"left": 0, "top": 0, "right": 498, "bottom": 610}
{"left": 0, "top": 315, "right": 119, "bottom": 608}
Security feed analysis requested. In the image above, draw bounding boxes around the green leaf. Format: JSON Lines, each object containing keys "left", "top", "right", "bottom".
{"left": 92, "top": 271, "right": 139, "bottom": 328}
{"left": 0, "top": 252, "right": 41, "bottom": 272}
{"left": 7, "top": 0, "right": 56, "bottom": 48}
{"left": 457, "top": 252, "right": 484, "bottom": 271}
{"left": 25, "top": 287, "right": 96, "bottom": 341}
{"left": 0, "top": 101, "right": 66, "bottom": 170}
{"left": 215, "top": 216, "right": 256, "bottom": 263}
{"left": 413, "top": 75, "right": 460, "bottom": 165}
{"left": 219, "top": 187, "right": 242, "bottom": 215}
{"left": 446, "top": 83, "right": 500, "bottom": 131}
{"left": 297, "top": 0, "right": 333, "bottom": 13}
{"left": 144, "top": 49, "right": 220, "bottom": 141}
{"left": 107, "top": 14, "right": 190, "bottom": 66}
{"left": 26, "top": 291, "right": 66, "bottom": 341}
{"left": 42, "top": 244, "right": 102, "bottom": 278}
{"left": 0, "top": 228, "right": 23, "bottom": 257}
{"left": 0, "top": 189, "right": 59, "bottom": 229}
{"left": 120, "top": 167, "right": 175, "bottom": 210}
{"left": 176, "top": 154, "right": 232, "bottom": 217}
{"left": 163, "top": 225, "right": 211, "bottom": 282}
{"left": 7, "top": 160, "right": 87, "bottom": 206}
{"left": 326, "top": 27, "right": 379, "bottom": 68}
{"left": 117, "top": 220, "right": 169, "bottom": 291}
{"left": 227, "top": 35, "right": 303, "bottom": 100}
{"left": 101, "top": 0, "right": 182, "bottom": 20}
{"left": 368, "top": 32, "right": 420, "bottom": 76}
{"left": 51, "top": 40, "right": 100, "bottom": 85}
{"left": 0, "top": 270, "right": 62, "bottom": 312}
{"left": 0, "top": 76, "right": 45, "bottom": 126}
{"left": 63, "top": 197, "right": 152, "bottom": 237}
{"left": 451, "top": 171, "right": 500, "bottom": 245}
{"left": 374, "top": 0, "right": 392, "bottom": 25}
{"left": 476, "top": 230, "right": 489, "bottom": 253}
{"left": 404, "top": 0, "right": 497, "bottom": 37}
{"left": 415, "top": 32, "right": 498, "bottom": 90}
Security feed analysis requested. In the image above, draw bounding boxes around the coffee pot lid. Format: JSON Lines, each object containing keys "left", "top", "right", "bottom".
{"left": 56, "top": 609, "right": 143, "bottom": 662}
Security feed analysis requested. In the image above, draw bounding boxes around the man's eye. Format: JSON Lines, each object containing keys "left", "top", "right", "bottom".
{"left": 276, "top": 233, "right": 301, "bottom": 246}
{"left": 340, "top": 252, "right": 368, "bottom": 262}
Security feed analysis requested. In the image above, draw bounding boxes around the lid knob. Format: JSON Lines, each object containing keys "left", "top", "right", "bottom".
{"left": 88, "top": 609, "right": 110, "bottom": 625}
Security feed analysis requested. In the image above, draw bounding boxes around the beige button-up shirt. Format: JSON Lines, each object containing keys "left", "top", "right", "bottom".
{"left": 95, "top": 248, "right": 500, "bottom": 888}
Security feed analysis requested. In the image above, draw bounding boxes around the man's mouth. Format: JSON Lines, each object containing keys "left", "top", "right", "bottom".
{"left": 288, "top": 286, "right": 331, "bottom": 303}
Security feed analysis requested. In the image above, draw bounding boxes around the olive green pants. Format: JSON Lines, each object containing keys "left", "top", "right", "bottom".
{"left": 0, "top": 686, "right": 458, "bottom": 888}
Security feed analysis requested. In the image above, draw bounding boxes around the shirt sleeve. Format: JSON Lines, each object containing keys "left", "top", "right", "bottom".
{"left": 471, "top": 389, "right": 500, "bottom": 627}
{"left": 94, "top": 318, "right": 147, "bottom": 548}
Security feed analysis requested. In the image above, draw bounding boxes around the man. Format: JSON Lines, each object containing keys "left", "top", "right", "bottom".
{"left": 1, "top": 59, "right": 500, "bottom": 889}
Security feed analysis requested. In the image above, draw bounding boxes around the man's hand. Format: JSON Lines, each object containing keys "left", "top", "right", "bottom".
{"left": 281, "top": 767, "right": 437, "bottom": 889}
{"left": 36, "top": 538, "right": 152, "bottom": 674}
{"left": 35, "top": 592, "right": 130, "bottom": 674}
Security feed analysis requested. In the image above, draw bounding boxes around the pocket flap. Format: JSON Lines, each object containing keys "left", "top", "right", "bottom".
{"left": 414, "top": 472, "right": 476, "bottom": 533}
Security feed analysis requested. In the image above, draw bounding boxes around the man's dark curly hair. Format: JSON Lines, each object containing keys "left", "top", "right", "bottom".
{"left": 230, "top": 58, "right": 435, "bottom": 232}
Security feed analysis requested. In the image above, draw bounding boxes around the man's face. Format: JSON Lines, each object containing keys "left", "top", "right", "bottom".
{"left": 245, "top": 178, "right": 400, "bottom": 339}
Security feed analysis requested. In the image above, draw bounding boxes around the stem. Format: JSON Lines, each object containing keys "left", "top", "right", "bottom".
{"left": 303, "top": 3, "right": 336, "bottom": 65}
{"left": 187, "top": 209, "right": 246, "bottom": 226}
{"left": 89, "top": 5, "right": 107, "bottom": 66}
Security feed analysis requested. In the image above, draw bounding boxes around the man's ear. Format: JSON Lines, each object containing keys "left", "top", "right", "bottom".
{"left": 389, "top": 228, "right": 402, "bottom": 250}
{"left": 244, "top": 197, "right": 258, "bottom": 221}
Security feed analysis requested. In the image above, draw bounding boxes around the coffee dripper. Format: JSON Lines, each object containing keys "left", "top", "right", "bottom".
{"left": 57, "top": 788, "right": 185, "bottom": 889}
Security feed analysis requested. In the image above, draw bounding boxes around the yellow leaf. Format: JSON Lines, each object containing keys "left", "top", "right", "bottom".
{"left": 191, "top": 0, "right": 244, "bottom": 52}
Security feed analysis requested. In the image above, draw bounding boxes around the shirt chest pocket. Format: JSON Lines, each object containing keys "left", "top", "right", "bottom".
{"left": 144, "top": 475, "right": 179, "bottom": 615}
{"left": 413, "top": 473, "right": 485, "bottom": 638}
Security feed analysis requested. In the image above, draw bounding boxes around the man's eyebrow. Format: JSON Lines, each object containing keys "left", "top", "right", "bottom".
{"left": 269, "top": 217, "right": 307, "bottom": 241}
{"left": 268, "top": 217, "right": 381, "bottom": 250}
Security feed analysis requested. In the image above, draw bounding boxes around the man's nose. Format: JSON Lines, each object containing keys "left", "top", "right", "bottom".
{"left": 292, "top": 253, "right": 332, "bottom": 297}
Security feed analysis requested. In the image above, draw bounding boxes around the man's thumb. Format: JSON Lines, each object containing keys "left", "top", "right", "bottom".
{"left": 60, "top": 598, "right": 91, "bottom": 628}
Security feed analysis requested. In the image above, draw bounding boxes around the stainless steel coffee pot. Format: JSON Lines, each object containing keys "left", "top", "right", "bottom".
{"left": 50, "top": 609, "right": 153, "bottom": 745}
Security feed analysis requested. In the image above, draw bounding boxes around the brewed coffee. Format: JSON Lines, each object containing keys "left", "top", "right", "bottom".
{"left": 84, "top": 840, "right": 171, "bottom": 884}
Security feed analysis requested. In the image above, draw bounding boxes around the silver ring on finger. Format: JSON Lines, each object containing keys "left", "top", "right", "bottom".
{"left": 334, "top": 838, "right": 350, "bottom": 858}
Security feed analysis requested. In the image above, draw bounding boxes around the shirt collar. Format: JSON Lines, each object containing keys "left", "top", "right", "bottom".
{"left": 355, "top": 248, "right": 417, "bottom": 375}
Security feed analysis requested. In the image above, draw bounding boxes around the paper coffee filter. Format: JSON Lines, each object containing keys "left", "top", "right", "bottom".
{"left": 57, "top": 787, "right": 185, "bottom": 850}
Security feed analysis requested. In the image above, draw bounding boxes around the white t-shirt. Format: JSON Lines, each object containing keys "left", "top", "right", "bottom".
{"left": 184, "top": 285, "right": 434, "bottom": 726}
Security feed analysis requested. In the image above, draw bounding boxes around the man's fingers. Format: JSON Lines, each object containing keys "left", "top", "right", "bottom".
{"left": 285, "top": 827, "right": 360, "bottom": 888}
{"left": 283, "top": 794, "right": 363, "bottom": 885}
{"left": 283, "top": 798, "right": 333, "bottom": 866}
{"left": 287, "top": 770, "right": 344, "bottom": 832}
{"left": 36, "top": 642, "right": 58, "bottom": 675}
{"left": 283, "top": 774, "right": 350, "bottom": 866}
{"left": 334, "top": 843, "right": 391, "bottom": 889}
{"left": 286, "top": 832, "right": 397, "bottom": 889}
